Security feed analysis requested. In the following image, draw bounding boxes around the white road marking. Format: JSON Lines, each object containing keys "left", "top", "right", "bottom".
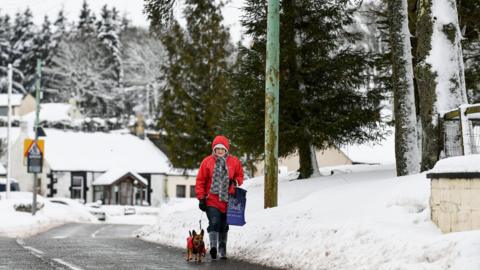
{"left": 53, "top": 258, "right": 84, "bottom": 270}
{"left": 53, "top": 235, "right": 67, "bottom": 239}
{"left": 16, "top": 239, "right": 44, "bottom": 259}
{"left": 24, "top": 246, "right": 45, "bottom": 255}
{"left": 91, "top": 225, "right": 110, "bottom": 238}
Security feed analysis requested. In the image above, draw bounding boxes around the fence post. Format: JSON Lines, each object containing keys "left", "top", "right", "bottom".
{"left": 459, "top": 105, "right": 471, "bottom": 155}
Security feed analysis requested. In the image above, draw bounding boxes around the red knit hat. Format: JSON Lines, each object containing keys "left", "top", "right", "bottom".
{"left": 212, "top": 135, "right": 230, "bottom": 152}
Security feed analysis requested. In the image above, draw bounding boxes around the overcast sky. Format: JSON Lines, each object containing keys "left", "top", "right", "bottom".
{"left": 0, "top": 0, "right": 245, "bottom": 43}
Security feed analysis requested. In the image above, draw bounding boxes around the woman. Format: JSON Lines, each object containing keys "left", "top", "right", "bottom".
{"left": 195, "top": 135, "right": 244, "bottom": 260}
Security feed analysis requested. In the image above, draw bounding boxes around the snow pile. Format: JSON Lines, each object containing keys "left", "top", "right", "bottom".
{"left": 430, "top": 154, "right": 480, "bottom": 174}
{"left": 139, "top": 164, "right": 480, "bottom": 270}
{"left": 96, "top": 205, "right": 160, "bottom": 225}
{"left": 0, "top": 192, "right": 97, "bottom": 238}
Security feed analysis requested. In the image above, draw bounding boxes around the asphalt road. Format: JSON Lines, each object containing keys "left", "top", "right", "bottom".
{"left": 0, "top": 223, "right": 279, "bottom": 270}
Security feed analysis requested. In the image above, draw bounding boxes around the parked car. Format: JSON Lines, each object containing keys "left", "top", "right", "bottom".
{"left": 0, "top": 178, "right": 20, "bottom": 192}
{"left": 48, "top": 198, "right": 106, "bottom": 221}
{"left": 124, "top": 206, "right": 136, "bottom": 215}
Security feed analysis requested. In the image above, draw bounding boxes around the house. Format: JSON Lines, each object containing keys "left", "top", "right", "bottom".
{"left": 10, "top": 123, "right": 197, "bottom": 206}
{"left": 0, "top": 162, "right": 6, "bottom": 177}
{"left": 0, "top": 94, "right": 36, "bottom": 117}
{"left": 253, "top": 132, "right": 395, "bottom": 177}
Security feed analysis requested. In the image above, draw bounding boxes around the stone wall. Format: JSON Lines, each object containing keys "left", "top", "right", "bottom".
{"left": 430, "top": 178, "right": 480, "bottom": 233}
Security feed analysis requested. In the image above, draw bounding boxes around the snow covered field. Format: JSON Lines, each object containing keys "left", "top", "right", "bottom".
{"left": 139, "top": 164, "right": 480, "bottom": 270}
{"left": 0, "top": 192, "right": 97, "bottom": 238}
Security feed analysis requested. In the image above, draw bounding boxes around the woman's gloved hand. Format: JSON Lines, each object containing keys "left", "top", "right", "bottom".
{"left": 198, "top": 198, "right": 207, "bottom": 212}
{"left": 228, "top": 180, "right": 237, "bottom": 195}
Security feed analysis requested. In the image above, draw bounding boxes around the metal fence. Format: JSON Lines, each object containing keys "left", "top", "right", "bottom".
{"left": 443, "top": 104, "right": 480, "bottom": 158}
{"left": 444, "top": 119, "right": 480, "bottom": 157}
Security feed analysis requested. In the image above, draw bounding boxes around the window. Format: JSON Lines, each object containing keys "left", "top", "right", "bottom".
{"left": 72, "top": 176, "right": 83, "bottom": 199}
{"left": 190, "top": 186, "right": 196, "bottom": 198}
{"left": 176, "top": 185, "right": 186, "bottom": 198}
{"left": 94, "top": 186, "right": 104, "bottom": 203}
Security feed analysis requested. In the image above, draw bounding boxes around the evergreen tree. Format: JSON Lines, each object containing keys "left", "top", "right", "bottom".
{"left": 53, "top": 9, "right": 68, "bottom": 44}
{"left": 228, "top": 0, "right": 386, "bottom": 179}
{"left": 0, "top": 15, "right": 12, "bottom": 92}
{"left": 458, "top": 0, "right": 480, "bottom": 103}
{"left": 157, "top": 0, "right": 233, "bottom": 169}
{"left": 98, "top": 5, "right": 123, "bottom": 86}
{"left": 11, "top": 9, "right": 37, "bottom": 93}
{"left": 35, "top": 16, "right": 54, "bottom": 63}
{"left": 77, "top": 0, "right": 97, "bottom": 37}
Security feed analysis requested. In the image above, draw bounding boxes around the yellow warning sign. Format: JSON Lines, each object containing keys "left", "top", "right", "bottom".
{"left": 24, "top": 139, "right": 45, "bottom": 158}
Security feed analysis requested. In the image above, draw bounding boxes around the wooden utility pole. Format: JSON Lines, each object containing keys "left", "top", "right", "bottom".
{"left": 264, "top": 0, "right": 280, "bottom": 208}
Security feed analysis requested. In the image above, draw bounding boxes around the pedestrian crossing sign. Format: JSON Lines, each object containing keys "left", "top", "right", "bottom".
{"left": 24, "top": 139, "right": 45, "bottom": 158}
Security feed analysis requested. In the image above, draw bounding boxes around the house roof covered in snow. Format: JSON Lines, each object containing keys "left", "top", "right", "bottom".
{"left": 0, "top": 162, "right": 6, "bottom": 175}
{"left": 93, "top": 169, "right": 148, "bottom": 186}
{"left": 42, "top": 129, "right": 171, "bottom": 174}
{"left": 0, "top": 94, "right": 23, "bottom": 107}
{"left": 340, "top": 129, "right": 395, "bottom": 165}
{"left": 23, "top": 103, "right": 80, "bottom": 124}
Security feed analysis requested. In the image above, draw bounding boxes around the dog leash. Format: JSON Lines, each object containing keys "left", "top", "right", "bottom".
{"left": 199, "top": 212, "right": 204, "bottom": 231}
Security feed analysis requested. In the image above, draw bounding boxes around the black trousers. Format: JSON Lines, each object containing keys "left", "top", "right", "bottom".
{"left": 206, "top": 206, "right": 229, "bottom": 233}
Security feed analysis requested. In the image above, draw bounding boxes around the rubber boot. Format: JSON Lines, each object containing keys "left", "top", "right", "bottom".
{"left": 219, "top": 231, "right": 228, "bottom": 259}
{"left": 209, "top": 232, "right": 218, "bottom": 259}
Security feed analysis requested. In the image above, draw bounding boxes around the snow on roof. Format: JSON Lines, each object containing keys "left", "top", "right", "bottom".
{"left": 430, "top": 154, "right": 480, "bottom": 174}
{"left": 166, "top": 167, "right": 198, "bottom": 177}
{"left": 0, "top": 178, "right": 17, "bottom": 184}
{"left": 93, "top": 169, "right": 148, "bottom": 186}
{"left": 43, "top": 129, "right": 171, "bottom": 173}
{"left": 0, "top": 94, "right": 23, "bottom": 107}
{"left": 340, "top": 129, "right": 395, "bottom": 165}
{"left": 23, "top": 103, "right": 75, "bottom": 124}
{"left": 0, "top": 163, "right": 6, "bottom": 175}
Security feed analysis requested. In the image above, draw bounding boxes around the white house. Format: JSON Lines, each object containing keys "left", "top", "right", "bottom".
{"left": 0, "top": 94, "right": 36, "bottom": 117}
{"left": 10, "top": 124, "right": 196, "bottom": 206}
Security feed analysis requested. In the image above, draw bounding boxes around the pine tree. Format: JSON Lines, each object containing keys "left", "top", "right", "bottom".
{"left": 98, "top": 5, "right": 123, "bottom": 86}
{"left": 77, "top": 0, "right": 97, "bottom": 37}
{"left": 35, "top": 16, "right": 54, "bottom": 63}
{"left": 458, "top": 0, "right": 480, "bottom": 103}
{"left": 228, "top": 0, "right": 386, "bottom": 179}
{"left": 53, "top": 9, "right": 68, "bottom": 45}
{"left": 157, "top": 0, "right": 233, "bottom": 169}
{"left": 0, "top": 15, "right": 12, "bottom": 92}
{"left": 11, "top": 9, "right": 37, "bottom": 93}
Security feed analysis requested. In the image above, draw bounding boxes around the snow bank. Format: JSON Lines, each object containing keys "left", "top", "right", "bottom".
{"left": 139, "top": 164, "right": 480, "bottom": 269}
{"left": 0, "top": 192, "right": 97, "bottom": 238}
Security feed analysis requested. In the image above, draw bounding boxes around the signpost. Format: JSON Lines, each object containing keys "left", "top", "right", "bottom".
{"left": 6, "top": 64, "right": 13, "bottom": 199}
{"left": 32, "top": 59, "right": 42, "bottom": 216}
{"left": 264, "top": 0, "right": 280, "bottom": 209}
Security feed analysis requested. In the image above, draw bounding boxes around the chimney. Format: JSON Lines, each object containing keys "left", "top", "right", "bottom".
{"left": 135, "top": 113, "right": 145, "bottom": 140}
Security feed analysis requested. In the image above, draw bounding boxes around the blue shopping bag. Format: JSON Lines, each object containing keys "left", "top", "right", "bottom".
{"left": 227, "top": 188, "right": 247, "bottom": 226}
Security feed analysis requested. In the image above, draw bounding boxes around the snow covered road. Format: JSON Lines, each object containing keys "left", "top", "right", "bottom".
{"left": 1, "top": 223, "right": 278, "bottom": 270}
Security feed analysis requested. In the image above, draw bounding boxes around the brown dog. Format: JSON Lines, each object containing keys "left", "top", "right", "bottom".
{"left": 186, "top": 229, "right": 206, "bottom": 262}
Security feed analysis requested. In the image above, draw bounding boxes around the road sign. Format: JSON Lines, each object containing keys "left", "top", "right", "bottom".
{"left": 24, "top": 139, "right": 44, "bottom": 158}
{"left": 26, "top": 140, "right": 43, "bottom": 173}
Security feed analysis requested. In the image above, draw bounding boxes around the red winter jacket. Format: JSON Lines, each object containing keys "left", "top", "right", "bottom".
{"left": 195, "top": 136, "right": 244, "bottom": 213}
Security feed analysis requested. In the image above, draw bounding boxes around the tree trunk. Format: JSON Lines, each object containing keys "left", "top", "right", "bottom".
{"left": 310, "top": 144, "right": 321, "bottom": 177}
{"left": 415, "top": 0, "right": 467, "bottom": 170}
{"left": 388, "top": 0, "right": 421, "bottom": 176}
{"left": 298, "top": 139, "right": 313, "bottom": 179}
